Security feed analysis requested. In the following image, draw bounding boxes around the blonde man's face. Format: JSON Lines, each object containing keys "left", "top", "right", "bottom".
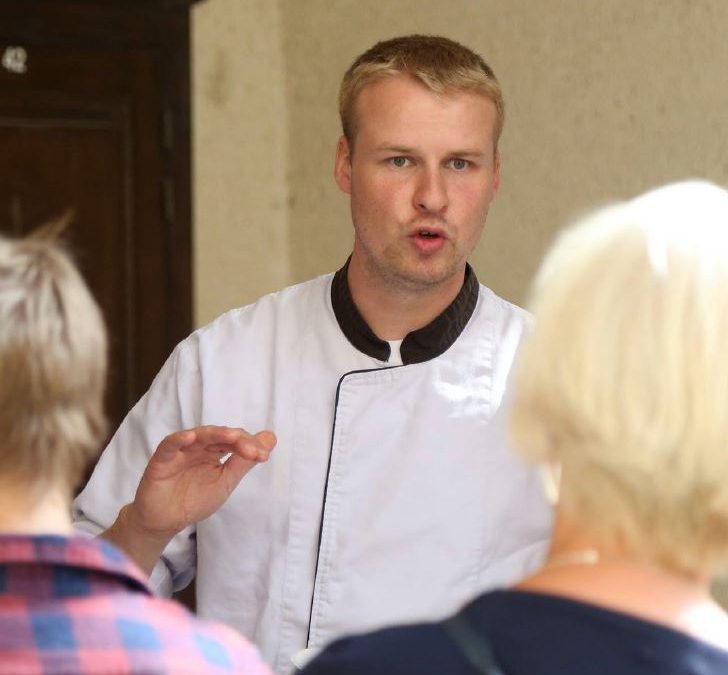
{"left": 335, "top": 74, "right": 500, "bottom": 292}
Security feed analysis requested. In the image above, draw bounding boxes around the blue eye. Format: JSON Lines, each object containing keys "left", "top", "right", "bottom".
{"left": 389, "top": 156, "right": 410, "bottom": 168}
{"left": 449, "top": 158, "right": 469, "bottom": 171}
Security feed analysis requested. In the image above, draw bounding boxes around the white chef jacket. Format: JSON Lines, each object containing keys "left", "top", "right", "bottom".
{"left": 74, "top": 264, "right": 552, "bottom": 675}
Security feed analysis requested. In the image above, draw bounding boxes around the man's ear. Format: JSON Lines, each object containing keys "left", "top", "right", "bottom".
{"left": 334, "top": 135, "right": 353, "bottom": 194}
{"left": 492, "top": 150, "right": 501, "bottom": 195}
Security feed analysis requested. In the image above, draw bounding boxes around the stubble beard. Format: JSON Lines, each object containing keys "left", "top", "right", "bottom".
{"left": 360, "top": 241, "right": 464, "bottom": 293}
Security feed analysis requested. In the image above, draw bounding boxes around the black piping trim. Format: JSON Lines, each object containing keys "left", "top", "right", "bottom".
{"left": 305, "top": 365, "right": 400, "bottom": 647}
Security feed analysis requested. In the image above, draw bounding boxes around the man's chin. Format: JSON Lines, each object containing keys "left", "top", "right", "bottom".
{"left": 388, "top": 262, "right": 463, "bottom": 291}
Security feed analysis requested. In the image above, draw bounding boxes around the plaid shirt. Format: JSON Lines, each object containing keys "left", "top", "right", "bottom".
{"left": 0, "top": 534, "right": 272, "bottom": 674}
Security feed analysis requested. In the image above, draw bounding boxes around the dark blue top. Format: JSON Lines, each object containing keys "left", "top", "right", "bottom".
{"left": 300, "top": 589, "right": 728, "bottom": 675}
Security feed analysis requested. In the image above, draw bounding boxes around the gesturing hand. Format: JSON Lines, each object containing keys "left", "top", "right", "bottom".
{"left": 129, "top": 425, "right": 276, "bottom": 540}
{"left": 103, "top": 425, "right": 276, "bottom": 575}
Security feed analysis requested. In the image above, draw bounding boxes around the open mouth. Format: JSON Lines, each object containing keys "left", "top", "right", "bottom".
{"left": 418, "top": 230, "right": 440, "bottom": 239}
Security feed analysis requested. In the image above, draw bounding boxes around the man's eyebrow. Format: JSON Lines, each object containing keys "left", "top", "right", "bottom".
{"left": 374, "top": 144, "right": 415, "bottom": 154}
{"left": 448, "top": 150, "right": 487, "bottom": 158}
{"left": 374, "top": 145, "right": 487, "bottom": 158}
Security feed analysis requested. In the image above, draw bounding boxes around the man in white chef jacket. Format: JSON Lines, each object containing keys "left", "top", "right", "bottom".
{"left": 74, "top": 35, "right": 552, "bottom": 675}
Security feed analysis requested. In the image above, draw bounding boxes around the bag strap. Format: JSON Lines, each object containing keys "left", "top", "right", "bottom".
{"left": 441, "top": 610, "right": 508, "bottom": 675}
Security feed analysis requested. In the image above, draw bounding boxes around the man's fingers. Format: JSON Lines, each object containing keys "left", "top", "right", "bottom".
{"left": 229, "top": 432, "right": 275, "bottom": 462}
{"left": 153, "top": 429, "right": 197, "bottom": 461}
{"left": 223, "top": 445, "right": 271, "bottom": 482}
{"left": 153, "top": 426, "right": 276, "bottom": 464}
{"left": 220, "top": 431, "right": 275, "bottom": 485}
{"left": 191, "top": 425, "right": 250, "bottom": 444}
{"left": 254, "top": 430, "right": 277, "bottom": 451}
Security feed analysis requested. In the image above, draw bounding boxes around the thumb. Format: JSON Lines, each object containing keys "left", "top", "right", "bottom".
{"left": 254, "top": 430, "right": 277, "bottom": 451}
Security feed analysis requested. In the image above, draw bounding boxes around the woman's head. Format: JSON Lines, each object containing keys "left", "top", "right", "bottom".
{"left": 0, "top": 222, "right": 108, "bottom": 499}
{"left": 511, "top": 181, "right": 728, "bottom": 577}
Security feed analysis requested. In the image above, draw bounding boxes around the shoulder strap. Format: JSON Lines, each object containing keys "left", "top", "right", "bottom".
{"left": 441, "top": 610, "right": 508, "bottom": 675}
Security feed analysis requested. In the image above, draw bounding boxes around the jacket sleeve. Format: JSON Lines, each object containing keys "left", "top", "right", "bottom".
{"left": 73, "top": 337, "right": 203, "bottom": 596}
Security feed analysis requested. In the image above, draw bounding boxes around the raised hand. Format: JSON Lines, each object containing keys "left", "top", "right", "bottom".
{"left": 103, "top": 425, "right": 276, "bottom": 574}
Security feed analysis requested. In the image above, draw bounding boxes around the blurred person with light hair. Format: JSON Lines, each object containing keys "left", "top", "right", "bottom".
{"left": 300, "top": 180, "right": 728, "bottom": 675}
{"left": 0, "top": 224, "right": 272, "bottom": 674}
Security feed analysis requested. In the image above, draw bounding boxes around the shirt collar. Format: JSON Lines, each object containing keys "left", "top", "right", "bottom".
{"left": 331, "top": 258, "right": 479, "bottom": 365}
{"left": 0, "top": 534, "right": 150, "bottom": 594}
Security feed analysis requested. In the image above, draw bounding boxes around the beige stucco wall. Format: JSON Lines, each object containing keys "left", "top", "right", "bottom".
{"left": 192, "top": 0, "right": 290, "bottom": 326}
{"left": 193, "top": 0, "right": 728, "bottom": 603}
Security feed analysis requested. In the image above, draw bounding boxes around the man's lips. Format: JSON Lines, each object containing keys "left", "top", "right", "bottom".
{"left": 408, "top": 224, "right": 447, "bottom": 240}
{"left": 407, "top": 224, "right": 449, "bottom": 253}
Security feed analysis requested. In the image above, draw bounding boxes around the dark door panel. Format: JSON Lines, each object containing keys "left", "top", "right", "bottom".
{"left": 0, "top": 94, "right": 133, "bottom": 423}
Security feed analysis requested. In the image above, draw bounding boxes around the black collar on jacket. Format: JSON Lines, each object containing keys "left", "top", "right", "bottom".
{"left": 330, "top": 257, "right": 479, "bottom": 365}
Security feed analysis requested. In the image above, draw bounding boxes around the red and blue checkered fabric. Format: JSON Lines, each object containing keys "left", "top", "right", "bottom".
{"left": 0, "top": 534, "right": 272, "bottom": 674}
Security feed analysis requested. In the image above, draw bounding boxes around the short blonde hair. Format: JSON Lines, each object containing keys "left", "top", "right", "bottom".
{"left": 0, "top": 222, "right": 107, "bottom": 497}
{"left": 510, "top": 180, "right": 728, "bottom": 577}
{"left": 339, "top": 34, "right": 504, "bottom": 149}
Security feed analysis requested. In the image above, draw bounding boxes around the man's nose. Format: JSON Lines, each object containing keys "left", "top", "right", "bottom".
{"left": 413, "top": 167, "right": 448, "bottom": 214}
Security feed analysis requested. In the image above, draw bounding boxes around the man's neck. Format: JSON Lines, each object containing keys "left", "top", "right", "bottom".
{"left": 0, "top": 482, "right": 72, "bottom": 535}
{"left": 347, "top": 259, "right": 466, "bottom": 340}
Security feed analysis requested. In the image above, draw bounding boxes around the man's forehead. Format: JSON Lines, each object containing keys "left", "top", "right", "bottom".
{"left": 352, "top": 76, "right": 498, "bottom": 150}
{"left": 355, "top": 71, "right": 488, "bottom": 103}
{"left": 355, "top": 75, "right": 496, "bottom": 120}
